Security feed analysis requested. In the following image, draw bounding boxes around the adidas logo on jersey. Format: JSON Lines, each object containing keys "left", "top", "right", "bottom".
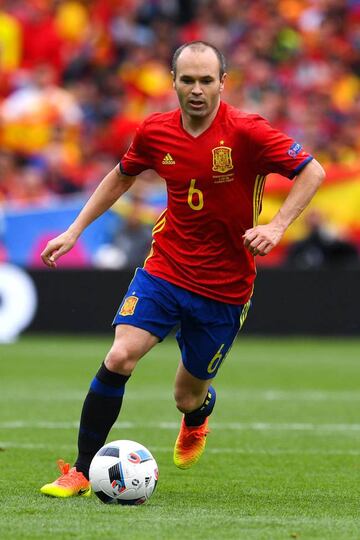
{"left": 162, "top": 153, "right": 175, "bottom": 165}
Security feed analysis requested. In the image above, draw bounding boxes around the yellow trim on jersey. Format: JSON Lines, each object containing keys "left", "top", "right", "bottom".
{"left": 143, "top": 209, "right": 167, "bottom": 267}
{"left": 240, "top": 299, "right": 251, "bottom": 329}
{"left": 152, "top": 209, "right": 167, "bottom": 231}
{"left": 152, "top": 218, "right": 166, "bottom": 235}
{"left": 143, "top": 241, "right": 154, "bottom": 267}
{"left": 253, "top": 175, "right": 266, "bottom": 226}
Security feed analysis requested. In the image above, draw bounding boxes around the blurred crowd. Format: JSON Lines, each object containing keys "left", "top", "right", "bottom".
{"left": 0, "top": 0, "right": 359, "bottom": 208}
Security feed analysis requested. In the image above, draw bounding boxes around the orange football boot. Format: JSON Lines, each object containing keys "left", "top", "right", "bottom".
{"left": 40, "top": 459, "right": 91, "bottom": 498}
{"left": 173, "top": 417, "right": 210, "bottom": 469}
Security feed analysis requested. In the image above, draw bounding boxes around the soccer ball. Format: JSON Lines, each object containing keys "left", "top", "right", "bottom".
{"left": 89, "top": 440, "right": 158, "bottom": 505}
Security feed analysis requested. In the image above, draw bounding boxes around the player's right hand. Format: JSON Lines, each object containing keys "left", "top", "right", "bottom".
{"left": 41, "top": 231, "right": 78, "bottom": 268}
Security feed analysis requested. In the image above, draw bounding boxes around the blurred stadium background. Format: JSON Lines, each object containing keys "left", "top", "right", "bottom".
{"left": 0, "top": 0, "right": 359, "bottom": 339}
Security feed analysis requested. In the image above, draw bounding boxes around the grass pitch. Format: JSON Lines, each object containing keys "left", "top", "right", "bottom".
{"left": 1, "top": 335, "right": 360, "bottom": 539}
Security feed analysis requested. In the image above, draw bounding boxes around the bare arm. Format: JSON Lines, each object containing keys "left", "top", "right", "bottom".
{"left": 41, "top": 167, "right": 136, "bottom": 268}
{"left": 243, "top": 158, "right": 326, "bottom": 256}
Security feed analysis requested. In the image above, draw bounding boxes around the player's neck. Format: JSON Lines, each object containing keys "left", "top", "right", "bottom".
{"left": 181, "top": 101, "right": 221, "bottom": 138}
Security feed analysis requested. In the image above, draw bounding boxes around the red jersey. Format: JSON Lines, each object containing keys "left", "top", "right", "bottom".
{"left": 120, "top": 101, "right": 312, "bottom": 304}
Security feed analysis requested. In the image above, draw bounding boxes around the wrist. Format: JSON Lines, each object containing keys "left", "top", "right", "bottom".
{"left": 67, "top": 223, "right": 82, "bottom": 239}
{"left": 271, "top": 211, "right": 289, "bottom": 234}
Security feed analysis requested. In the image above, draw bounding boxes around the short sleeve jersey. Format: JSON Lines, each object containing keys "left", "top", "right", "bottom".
{"left": 120, "top": 101, "right": 312, "bottom": 304}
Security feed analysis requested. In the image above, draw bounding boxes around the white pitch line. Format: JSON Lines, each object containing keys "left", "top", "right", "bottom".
{"left": 2, "top": 420, "right": 360, "bottom": 433}
{"left": 246, "top": 390, "right": 360, "bottom": 402}
{"left": 1, "top": 441, "right": 360, "bottom": 456}
{"left": 1, "top": 390, "right": 360, "bottom": 402}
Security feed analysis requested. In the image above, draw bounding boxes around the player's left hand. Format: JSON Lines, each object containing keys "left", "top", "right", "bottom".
{"left": 243, "top": 223, "right": 284, "bottom": 256}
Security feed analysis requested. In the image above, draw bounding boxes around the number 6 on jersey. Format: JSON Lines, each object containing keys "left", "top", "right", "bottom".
{"left": 187, "top": 179, "right": 204, "bottom": 211}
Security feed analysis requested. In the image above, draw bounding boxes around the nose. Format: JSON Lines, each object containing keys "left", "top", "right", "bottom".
{"left": 191, "top": 81, "right": 203, "bottom": 95}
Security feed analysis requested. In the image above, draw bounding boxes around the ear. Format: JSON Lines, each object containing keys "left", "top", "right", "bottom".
{"left": 171, "top": 70, "right": 176, "bottom": 89}
{"left": 219, "top": 72, "right": 227, "bottom": 93}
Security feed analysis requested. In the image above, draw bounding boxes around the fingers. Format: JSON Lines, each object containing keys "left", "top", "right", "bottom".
{"left": 41, "top": 245, "right": 58, "bottom": 268}
{"left": 41, "top": 231, "right": 77, "bottom": 267}
{"left": 242, "top": 228, "right": 257, "bottom": 248}
{"left": 247, "top": 244, "right": 267, "bottom": 256}
{"left": 243, "top": 228, "right": 261, "bottom": 255}
{"left": 255, "top": 240, "right": 272, "bottom": 256}
{"left": 41, "top": 239, "right": 65, "bottom": 268}
{"left": 243, "top": 226, "right": 277, "bottom": 256}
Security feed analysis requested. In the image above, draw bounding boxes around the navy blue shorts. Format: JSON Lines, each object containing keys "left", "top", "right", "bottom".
{"left": 112, "top": 268, "right": 251, "bottom": 380}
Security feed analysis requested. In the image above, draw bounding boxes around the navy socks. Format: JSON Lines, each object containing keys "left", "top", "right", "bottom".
{"left": 184, "top": 386, "right": 216, "bottom": 427}
{"left": 74, "top": 362, "right": 130, "bottom": 478}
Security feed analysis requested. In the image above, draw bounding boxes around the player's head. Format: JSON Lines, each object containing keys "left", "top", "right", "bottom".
{"left": 172, "top": 42, "right": 226, "bottom": 80}
{"left": 171, "top": 41, "right": 227, "bottom": 120}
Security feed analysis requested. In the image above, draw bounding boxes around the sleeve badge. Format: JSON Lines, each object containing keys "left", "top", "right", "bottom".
{"left": 288, "top": 142, "right": 303, "bottom": 158}
{"left": 119, "top": 295, "right": 139, "bottom": 316}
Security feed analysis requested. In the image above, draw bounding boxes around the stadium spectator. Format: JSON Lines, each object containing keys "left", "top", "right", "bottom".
{"left": 0, "top": 4, "right": 21, "bottom": 74}
{"left": 286, "top": 209, "right": 359, "bottom": 268}
{"left": 93, "top": 186, "right": 153, "bottom": 270}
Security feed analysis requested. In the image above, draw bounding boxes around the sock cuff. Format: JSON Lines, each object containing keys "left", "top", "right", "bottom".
{"left": 96, "top": 362, "right": 130, "bottom": 388}
{"left": 184, "top": 386, "right": 217, "bottom": 427}
{"left": 200, "top": 385, "right": 216, "bottom": 412}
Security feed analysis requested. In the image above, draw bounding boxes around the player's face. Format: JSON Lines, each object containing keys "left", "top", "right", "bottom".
{"left": 172, "top": 48, "right": 226, "bottom": 121}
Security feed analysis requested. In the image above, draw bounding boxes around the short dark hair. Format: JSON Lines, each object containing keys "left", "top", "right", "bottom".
{"left": 171, "top": 41, "right": 227, "bottom": 79}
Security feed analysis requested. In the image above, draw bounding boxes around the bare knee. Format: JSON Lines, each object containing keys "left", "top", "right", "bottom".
{"left": 104, "top": 344, "right": 138, "bottom": 375}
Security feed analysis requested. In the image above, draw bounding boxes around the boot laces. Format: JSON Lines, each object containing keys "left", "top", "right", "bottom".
{"left": 182, "top": 425, "right": 210, "bottom": 445}
{"left": 55, "top": 459, "right": 79, "bottom": 486}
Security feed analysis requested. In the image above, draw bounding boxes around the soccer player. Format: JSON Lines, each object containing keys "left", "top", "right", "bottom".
{"left": 40, "top": 41, "right": 325, "bottom": 497}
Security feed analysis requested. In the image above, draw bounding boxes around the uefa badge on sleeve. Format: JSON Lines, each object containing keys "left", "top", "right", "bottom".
{"left": 288, "top": 142, "right": 303, "bottom": 158}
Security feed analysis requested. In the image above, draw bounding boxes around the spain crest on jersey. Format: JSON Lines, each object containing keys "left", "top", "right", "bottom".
{"left": 119, "top": 295, "right": 138, "bottom": 316}
{"left": 212, "top": 146, "right": 234, "bottom": 173}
